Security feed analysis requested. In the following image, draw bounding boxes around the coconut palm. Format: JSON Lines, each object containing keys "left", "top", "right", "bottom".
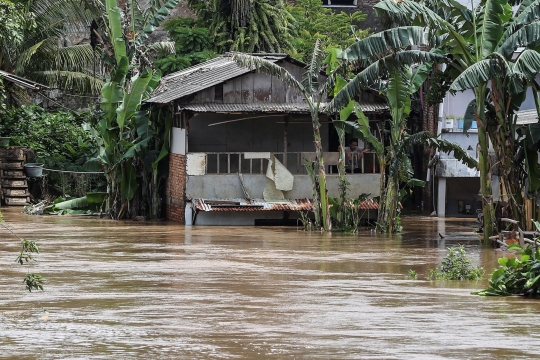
{"left": 374, "top": 0, "right": 540, "bottom": 237}
{"left": 189, "top": 0, "right": 295, "bottom": 53}
{"left": 0, "top": 0, "right": 101, "bottom": 105}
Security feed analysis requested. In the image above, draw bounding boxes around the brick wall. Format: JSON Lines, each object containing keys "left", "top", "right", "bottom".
{"left": 165, "top": 153, "right": 186, "bottom": 223}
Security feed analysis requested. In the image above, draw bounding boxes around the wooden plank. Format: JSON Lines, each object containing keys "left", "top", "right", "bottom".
{"left": 2, "top": 170, "right": 25, "bottom": 178}
{"left": 253, "top": 72, "right": 272, "bottom": 103}
{"left": 223, "top": 79, "right": 241, "bottom": 103}
{"left": 0, "top": 161, "right": 24, "bottom": 170}
{"left": 271, "top": 75, "right": 286, "bottom": 103}
{"left": 241, "top": 73, "right": 254, "bottom": 103}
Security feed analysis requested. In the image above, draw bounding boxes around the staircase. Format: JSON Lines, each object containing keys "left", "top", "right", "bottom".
{"left": 0, "top": 147, "right": 35, "bottom": 206}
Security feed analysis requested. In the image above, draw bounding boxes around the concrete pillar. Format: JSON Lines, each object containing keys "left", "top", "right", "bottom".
{"left": 437, "top": 177, "right": 446, "bottom": 217}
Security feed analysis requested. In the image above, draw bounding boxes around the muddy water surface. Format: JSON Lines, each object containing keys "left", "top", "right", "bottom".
{"left": 1, "top": 208, "right": 540, "bottom": 359}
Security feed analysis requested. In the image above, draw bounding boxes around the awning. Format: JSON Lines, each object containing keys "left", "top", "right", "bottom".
{"left": 179, "top": 101, "right": 388, "bottom": 115}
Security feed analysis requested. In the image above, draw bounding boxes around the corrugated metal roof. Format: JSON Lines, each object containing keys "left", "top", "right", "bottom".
{"left": 516, "top": 109, "right": 539, "bottom": 125}
{"left": 192, "top": 198, "right": 378, "bottom": 212}
{"left": 180, "top": 101, "right": 388, "bottom": 114}
{"left": 146, "top": 53, "right": 289, "bottom": 104}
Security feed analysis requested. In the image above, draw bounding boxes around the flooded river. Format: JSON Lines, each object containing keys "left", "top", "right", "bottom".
{"left": 1, "top": 208, "right": 540, "bottom": 359}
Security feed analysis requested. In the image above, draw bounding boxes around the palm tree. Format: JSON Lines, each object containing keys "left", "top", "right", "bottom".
{"left": 327, "top": 27, "right": 477, "bottom": 232}
{"left": 189, "top": 0, "right": 295, "bottom": 53}
{"left": 374, "top": 0, "right": 540, "bottom": 238}
{"left": 233, "top": 41, "right": 332, "bottom": 230}
{"left": 1, "top": 0, "right": 101, "bottom": 105}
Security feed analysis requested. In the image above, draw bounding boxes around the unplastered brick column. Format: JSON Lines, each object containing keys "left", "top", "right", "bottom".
{"left": 165, "top": 153, "right": 186, "bottom": 223}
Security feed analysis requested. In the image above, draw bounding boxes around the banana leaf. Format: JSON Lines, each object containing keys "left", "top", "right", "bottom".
{"left": 45, "top": 192, "right": 109, "bottom": 212}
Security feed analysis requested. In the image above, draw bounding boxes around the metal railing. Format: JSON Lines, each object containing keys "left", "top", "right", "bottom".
{"left": 201, "top": 152, "right": 380, "bottom": 175}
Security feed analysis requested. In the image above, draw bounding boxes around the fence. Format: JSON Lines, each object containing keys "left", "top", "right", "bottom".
{"left": 200, "top": 152, "right": 380, "bottom": 175}
{"left": 40, "top": 168, "right": 107, "bottom": 199}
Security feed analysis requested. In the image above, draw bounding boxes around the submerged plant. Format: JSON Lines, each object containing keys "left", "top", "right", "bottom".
{"left": 0, "top": 212, "right": 44, "bottom": 291}
{"left": 475, "top": 222, "right": 540, "bottom": 297}
{"left": 429, "top": 245, "right": 484, "bottom": 281}
{"left": 408, "top": 269, "right": 418, "bottom": 280}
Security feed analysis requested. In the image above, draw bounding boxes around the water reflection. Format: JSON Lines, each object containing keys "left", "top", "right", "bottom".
{"left": 0, "top": 208, "right": 538, "bottom": 359}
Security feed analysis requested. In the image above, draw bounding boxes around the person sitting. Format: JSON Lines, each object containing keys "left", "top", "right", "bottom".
{"left": 344, "top": 139, "right": 368, "bottom": 173}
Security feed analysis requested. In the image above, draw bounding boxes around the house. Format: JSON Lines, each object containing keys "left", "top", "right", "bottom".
{"left": 434, "top": 83, "right": 540, "bottom": 218}
{"left": 146, "top": 53, "right": 388, "bottom": 225}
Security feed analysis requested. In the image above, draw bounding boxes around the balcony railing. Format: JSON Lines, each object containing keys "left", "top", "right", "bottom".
{"left": 195, "top": 152, "right": 380, "bottom": 175}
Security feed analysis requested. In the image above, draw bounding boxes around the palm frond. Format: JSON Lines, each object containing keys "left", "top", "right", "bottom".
{"left": 231, "top": 53, "right": 305, "bottom": 94}
{"left": 513, "top": 49, "right": 540, "bottom": 79}
{"left": 340, "top": 26, "right": 431, "bottom": 65}
{"left": 374, "top": 0, "right": 474, "bottom": 65}
{"left": 475, "top": 0, "right": 509, "bottom": 59}
{"left": 327, "top": 50, "right": 445, "bottom": 113}
{"left": 449, "top": 56, "right": 511, "bottom": 92}
{"left": 403, "top": 131, "right": 478, "bottom": 168}
{"left": 497, "top": 22, "right": 540, "bottom": 58}
{"left": 302, "top": 39, "right": 325, "bottom": 95}
{"left": 136, "top": 0, "right": 184, "bottom": 46}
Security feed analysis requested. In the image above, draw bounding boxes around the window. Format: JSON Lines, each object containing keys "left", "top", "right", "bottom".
{"left": 322, "top": 0, "right": 357, "bottom": 7}
{"left": 215, "top": 83, "right": 223, "bottom": 101}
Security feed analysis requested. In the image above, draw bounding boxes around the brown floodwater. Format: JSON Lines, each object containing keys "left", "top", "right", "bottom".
{"left": 1, "top": 207, "right": 540, "bottom": 359}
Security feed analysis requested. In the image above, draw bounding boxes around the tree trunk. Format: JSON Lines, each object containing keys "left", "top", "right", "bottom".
{"left": 336, "top": 127, "right": 347, "bottom": 228}
{"left": 475, "top": 86, "right": 495, "bottom": 242}
{"left": 311, "top": 111, "right": 331, "bottom": 231}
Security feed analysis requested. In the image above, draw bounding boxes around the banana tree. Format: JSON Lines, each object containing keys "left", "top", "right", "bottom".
{"left": 233, "top": 40, "right": 333, "bottom": 230}
{"left": 327, "top": 27, "right": 477, "bottom": 232}
{"left": 373, "top": 0, "right": 540, "bottom": 238}
{"left": 87, "top": 0, "right": 179, "bottom": 219}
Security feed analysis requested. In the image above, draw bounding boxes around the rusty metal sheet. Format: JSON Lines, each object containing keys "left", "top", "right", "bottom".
{"left": 192, "top": 198, "right": 378, "bottom": 212}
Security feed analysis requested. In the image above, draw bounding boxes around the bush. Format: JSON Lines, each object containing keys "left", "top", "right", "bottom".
{"left": 0, "top": 104, "right": 98, "bottom": 170}
{"left": 475, "top": 221, "right": 540, "bottom": 296}
{"left": 430, "top": 245, "right": 485, "bottom": 280}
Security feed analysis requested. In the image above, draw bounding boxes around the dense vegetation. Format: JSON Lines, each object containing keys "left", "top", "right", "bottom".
{"left": 153, "top": 0, "right": 368, "bottom": 75}
{"left": 0, "top": 105, "right": 97, "bottom": 170}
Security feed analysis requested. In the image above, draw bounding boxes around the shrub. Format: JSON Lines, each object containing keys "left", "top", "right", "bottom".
{"left": 430, "top": 245, "right": 485, "bottom": 281}
{"left": 0, "top": 104, "right": 98, "bottom": 170}
{"left": 475, "top": 221, "right": 540, "bottom": 296}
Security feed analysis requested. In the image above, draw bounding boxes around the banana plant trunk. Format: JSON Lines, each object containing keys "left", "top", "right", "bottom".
{"left": 475, "top": 86, "right": 495, "bottom": 242}
{"left": 336, "top": 126, "right": 347, "bottom": 227}
{"left": 311, "top": 110, "right": 332, "bottom": 231}
{"left": 489, "top": 82, "right": 524, "bottom": 227}
{"left": 377, "top": 173, "right": 398, "bottom": 233}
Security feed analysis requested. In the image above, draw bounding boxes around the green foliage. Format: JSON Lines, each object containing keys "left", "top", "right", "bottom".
{"left": 408, "top": 269, "right": 418, "bottom": 279}
{"left": 0, "top": 104, "right": 99, "bottom": 170}
{"left": 0, "top": 0, "right": 34, "bottom": 49}
{"left": 154, "top": 17, "right": 218, "bottom": 75}
{"left": 429, "top": 245, "right": 485, "bottom": 281}
{"left": 0, "top": 211, "right": 44, "bottom": 292}
{"left": 1, "top": 0, "right": 101, "bottom": 105}
{"left": 189, "top": 0, "right": 295, "bottom": 53}
{"left": 476, "top": 222, "right": 540, "bottom": 296}
{"left": 286, "top": 0, "right": 368, "bottom": 61}
{"left": 92, "top": 0, "right": 176, "bottom": 219}
{"left": 23, "top": 273, "right": 45, "bottom": 292}
{"left": 16, "top": 238, "right": 40, "bottom": 265}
